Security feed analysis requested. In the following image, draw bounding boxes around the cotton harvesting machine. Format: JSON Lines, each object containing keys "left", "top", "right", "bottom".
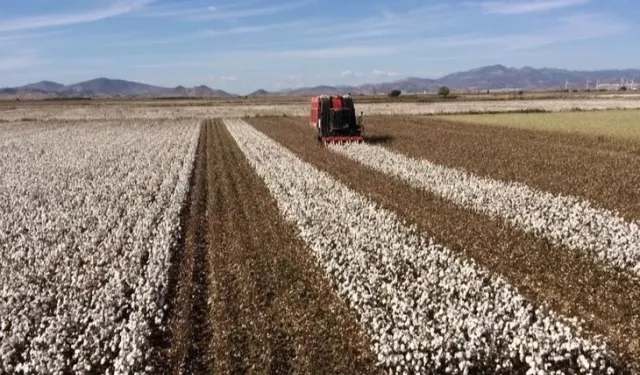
{"left": 310, "top": 94, "right": 364, "bottom": 145}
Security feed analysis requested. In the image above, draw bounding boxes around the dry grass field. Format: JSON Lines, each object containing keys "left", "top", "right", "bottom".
{"left": 447, "top": 110, "right": 640, "bottom": 140}
{"left": 1, "top": 99, "right": 639, "bottom": 374}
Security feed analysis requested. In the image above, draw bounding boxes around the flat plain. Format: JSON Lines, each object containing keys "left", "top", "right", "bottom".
{"left": 447, "top": 110, "right": 640, "bottom": 140}
{"left": 1, "top": 98, "right": 639, "bottom": 374}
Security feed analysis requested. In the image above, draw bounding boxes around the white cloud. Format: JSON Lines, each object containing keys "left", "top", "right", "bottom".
{"left": 0, "top": 57, "right": 34, "bottom": 70}
{"left": 0, "top": 31, "right": 65, "bottom": 46}
{"left": 198, "top": 2, "right": 310, "bottom": 20}
{"left": 275, "top": 45, "right": 400, "bottom": 59}
{"left": 479, "top": 0, "right": 590, "bottom": 15}
{"left": 340, "top": 70, "right": 364, "bottom": 77}
{"left": 430, "top": 13, "right": 627, "bottom": 49}
{"left": 0, "top": 50, "right": 40, "bottom": 71}
{"left": 303, "top": 4, "right": 454, "bottom": 41}
{"left": 141, "top": 1, "right": 314, "bottom": 21}
{"left": 372, "top": 70, "right": 400, "bottom": 77}
{"left": 136, "top": 0, "right": 260, "bottom": 18}
{"left": 108, "top": 21, "right": 305, "bottom": 47}
{"left": 0, "top": 0, "right": 151, "bottom": 32}
{"left": 219, "top": 75, "right": 237, "bottom": 82}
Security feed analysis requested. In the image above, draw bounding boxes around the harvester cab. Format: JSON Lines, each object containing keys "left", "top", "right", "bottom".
{"left": 310, "top": 94, "right": 364, "bottom": 145}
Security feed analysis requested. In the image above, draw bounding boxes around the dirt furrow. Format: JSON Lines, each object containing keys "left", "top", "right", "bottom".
{"left": 364, "top": 115, "right": 640, "bottom": 222}
{"left": 162, "top": 120, "right": 212, "bottom": 374}
{"left": 168, "top": 119, "right": 379, "bottom": 375}
{"left": 249, "top": 116, "right": 640, "bottom": 372}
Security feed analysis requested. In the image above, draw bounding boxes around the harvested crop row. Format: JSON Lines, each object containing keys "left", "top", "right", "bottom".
{"left": 329, "top": 141, "right": 640, "bottom": 279}
{"left": 249, "top": 116, "right": 640, "bottom": 372}
{"left": 0, "top": 120, "right": 199, "bottom": 374}
{"left": 363, "top": 116, "right": 640, "bottom": 222}
{"left": 163, "top": 120, "right": 211, "bottom": 374}
{"left": 3, "top": 97, "right": 640, "bottom": 121}
{"left": 226, "top": 118, "right": 624, "bottom": 375}
{"left": 168, "top": 119, "right": 380, "bottom": 375}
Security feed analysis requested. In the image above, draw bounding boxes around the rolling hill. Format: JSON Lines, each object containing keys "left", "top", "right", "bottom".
{"left": 1, "top": 78, "right": 233, "bottom": 99}
{"left": 2, "top": 65, "right": 639, "bottom": 99}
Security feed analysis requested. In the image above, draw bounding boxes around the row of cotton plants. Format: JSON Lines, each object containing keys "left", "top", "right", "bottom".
{"left": 329, "top": 143, "right": 640, "bottom": 279}
{"left": 2, "top": 98, "right": 640, "bottom": 122}
{"left": 224, "top": 119, "right": 621, "bottom": 375}
{"left": 0, "top": 120, "right": 199, "bottom": 374}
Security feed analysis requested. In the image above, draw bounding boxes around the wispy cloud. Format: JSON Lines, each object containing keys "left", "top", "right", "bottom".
{"left": 0, "top": 57, "right": 35, "bottom": 70}
{"left": 0, "top": 0, "right": 151, "bottom": 32}
{"left": 441, "top": 12, "right": 626, "bottom": 49}
{"left": 264, "top": 11, "right": 626, "bottom": 60}
{"left": 0, "top": 50, "right": 40, "bottom": 71}
{"left": 217, "top": 75, "right": 237, "bottom": 82}
{"left": 193, "top": 1, "right": 314, "bottom": 21}
{"left": 372, "top": 70, "right": 400, "bottom": 77}
{"left": 139, "top": 0, "right": 313, "bottom": 21}
{"left": 110, "top": 20, "right": 305, "bottom": 46}
{"left": 134, "top": 0, "right": 260, "bottom": 18}
{"left": 0, "top": 31, "right": 65, "bottom": 46}
{"left": 479, "top": 0, "right": 590, "bottom": 15}
{"left": 340, "top": 70, "right": 364, "bottom": 77}
{"left": 303, "top": 4, "right": 454, "bottom": 41}
{"left": 274, "top": 45, "right": 401, "bottom": 59}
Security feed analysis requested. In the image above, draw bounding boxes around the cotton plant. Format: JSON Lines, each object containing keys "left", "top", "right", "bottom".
{"left": 0, "top": 119, "right": 199, "bottom": 374}
{"left": 225, "top": 118, "right": 624, "bottom": 375}
{"left": 329, "top": 142, "right": 640, "bottom": 279}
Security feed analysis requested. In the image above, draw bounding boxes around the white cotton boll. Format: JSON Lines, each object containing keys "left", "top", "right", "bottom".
{"left": 224, "top": 119, "right": 621, "bottom": 375}
{"left": 331, "top": 140, "right": 640, "bottom": 279}
{"left": 1, "top": 120, "right": 200, "bottom": 373}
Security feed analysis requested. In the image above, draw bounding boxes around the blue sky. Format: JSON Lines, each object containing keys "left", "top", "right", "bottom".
{"left": 0, "top": 0, "right": 637, "bottom": 94}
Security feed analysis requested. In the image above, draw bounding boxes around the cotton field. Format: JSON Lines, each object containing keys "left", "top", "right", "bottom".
{"left": 0, "top": 103, "right": 639, "bottom": 375}
{"left": 225, "top": 119, "right": 622, "bottom": 375}
{"left": 0, "top": 119, "right": 198, "bottom": 374}
{"left": 329, "top": 142, "right": 640, "bottom": 279}
{"left": 2, "top": 97, "right": 640, "bottom": 122}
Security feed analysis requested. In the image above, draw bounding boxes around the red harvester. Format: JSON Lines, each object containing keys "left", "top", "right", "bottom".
{"left": 310, "top": 94, "right": 364, "bottom": 145}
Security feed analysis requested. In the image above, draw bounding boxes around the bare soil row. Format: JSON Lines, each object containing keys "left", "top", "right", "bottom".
{"left": 163, "top": 119, "right": 379, "bottom": 374}
{"left": 249, "top": 116, "right": 640, "bottom": 372}
{"left": 364, "top": 115, "right": 640, "bottom": 221}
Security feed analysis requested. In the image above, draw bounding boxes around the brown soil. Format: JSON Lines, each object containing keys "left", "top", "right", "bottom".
{"left": 249, "top": 116, "right": 640, "bottom": 372}
{"left": 163, "top": 119, "right": 380, "bottom": 375}
{"left": 364, "top": 115, "right": 640, "bottom": 221}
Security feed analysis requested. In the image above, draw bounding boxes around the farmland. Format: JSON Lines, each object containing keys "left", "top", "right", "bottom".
{"left": 1, "top": 99, "right": 639, "bottom": 374}
{"left": 3, "top": 96, "right": 640, "bottom": 121}
{"left": 447, "top": 110, "right": 640, "bottom": 140}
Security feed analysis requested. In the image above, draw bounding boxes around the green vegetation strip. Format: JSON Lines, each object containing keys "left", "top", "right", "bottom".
{"left": 442, "top": 110, "right": 640, "bottom": 140}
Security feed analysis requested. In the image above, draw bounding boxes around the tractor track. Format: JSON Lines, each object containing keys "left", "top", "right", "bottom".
{"left": 163, "top": 120, "right": 213, "bottom": 375}
{"left": 163, "top": 119, "right": 380, "bottom": 375}
{"left": 249, "top": 116, "right": 640, "bottom": 373}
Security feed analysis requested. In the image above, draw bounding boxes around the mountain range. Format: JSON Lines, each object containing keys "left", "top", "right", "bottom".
{"left": 2, "top": 65, "right": 639, "bottom": 99}
{"left": 0, "top": 78, "right": 233, "bottom": 99}
{"left": 250, "top": 65, "right": 640, "bottom": 96}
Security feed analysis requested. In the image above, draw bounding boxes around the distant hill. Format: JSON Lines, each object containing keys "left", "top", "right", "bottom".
{"left": 2, "top": 78, "right": 234, "bottom": 99}
{"left": 20, "top": 81, "right": 66, "bottom": 92}
{"left": 247, "top": 89, "right": 273, "bottom": 97}
{"left": 2, "top": 65, "right": 639, "bottom": 99}
{"left": 266, "top": 65, "right": 640, "bottom": 95}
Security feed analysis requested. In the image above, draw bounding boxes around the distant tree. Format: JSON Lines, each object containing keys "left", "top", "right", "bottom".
{"left": 620, "top": 86, "right": 628, "bottom": 91}
{"left": 518, "top": 90, "right": 524, "bottom": 96}
{"left": 388, "top": 89, "right": 401, "bottom": 98}
{"left": 438, "top": 86, "right": 451, "bottom": 98}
